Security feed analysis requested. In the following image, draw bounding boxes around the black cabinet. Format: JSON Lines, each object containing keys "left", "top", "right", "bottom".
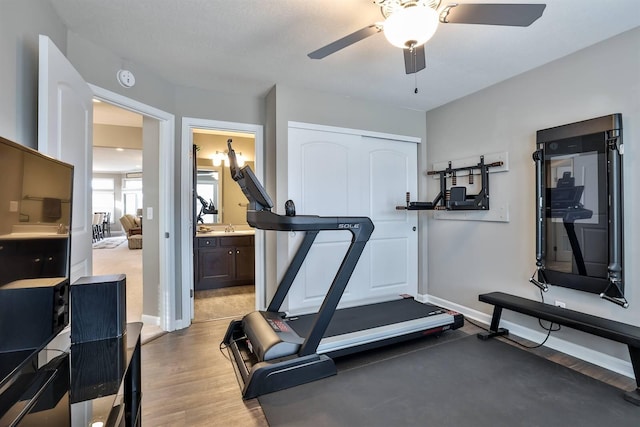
{"left": 195, "top": 235, "right": 254, "bottom": 290}
{"left": 0, "top": 322, "right": 142, "bottom": 426}
{"left": 0, "top": 238, "right": 68, "bottom": 285}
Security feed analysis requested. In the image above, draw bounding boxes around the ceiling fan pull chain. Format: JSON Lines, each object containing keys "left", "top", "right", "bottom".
{"left": 413, "top": 46, "right": 419, "bottom": 94}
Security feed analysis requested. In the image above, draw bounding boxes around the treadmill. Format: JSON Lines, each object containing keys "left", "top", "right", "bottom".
{"left": 222, "top": 140, "right": 463, "bottom": 399}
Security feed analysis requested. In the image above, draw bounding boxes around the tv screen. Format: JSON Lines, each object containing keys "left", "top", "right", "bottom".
{"left": 0, "top": 136, "right": 73, "bottom": 390}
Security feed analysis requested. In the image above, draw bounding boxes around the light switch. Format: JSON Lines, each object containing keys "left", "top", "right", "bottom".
{"left": 146, "top": 207, "right": 153, "bottom": 220}
{"left": 9, "top": 201, "right": 18, "bottom": 212}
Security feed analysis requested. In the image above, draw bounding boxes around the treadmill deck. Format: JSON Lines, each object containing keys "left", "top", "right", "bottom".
{"left": 287, "top": 299, "right": 462, "bottom": 356}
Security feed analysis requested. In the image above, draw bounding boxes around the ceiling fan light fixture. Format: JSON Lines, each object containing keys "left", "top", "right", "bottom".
{"left": 383, "top": 5, "right": 439, "bottom": 49}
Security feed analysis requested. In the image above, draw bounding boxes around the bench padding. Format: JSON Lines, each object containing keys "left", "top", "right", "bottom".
{"left": 479, "top": 292, "right": 640, "bottom": 348}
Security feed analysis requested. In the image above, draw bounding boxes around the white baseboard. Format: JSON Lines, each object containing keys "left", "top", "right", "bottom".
{"left": 142, "top": 314, "right": 161, "bottom": 327}
{"left": 418, "top": 293, "right": 635, "bottom": 380}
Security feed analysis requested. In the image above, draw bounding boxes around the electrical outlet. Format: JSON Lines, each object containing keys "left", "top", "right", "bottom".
{"left": 555, "top": 300, "right": 566, "bottom": 308}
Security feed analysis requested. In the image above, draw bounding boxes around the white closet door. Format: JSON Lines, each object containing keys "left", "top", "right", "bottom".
{"left": 287, "top": 125, "right": 418, "bottom": 314}
{"left": 361, "top": 136, "right": 418, "bottom": 302}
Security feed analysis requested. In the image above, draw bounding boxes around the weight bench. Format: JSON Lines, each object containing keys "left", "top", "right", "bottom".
{"left": 478, "top": 291, "right": 640, "bottom": 406}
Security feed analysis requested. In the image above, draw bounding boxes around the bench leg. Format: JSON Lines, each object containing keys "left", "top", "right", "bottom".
{"left": 477, "top": 306, "right": 509, "bottom": 340}
{"left": 624, "top": 345, "right": 640, "bottom": 406}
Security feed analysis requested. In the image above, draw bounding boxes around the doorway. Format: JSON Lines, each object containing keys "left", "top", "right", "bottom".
{"left": 91, "top": 100, "right": 145, "bottom": 325}
{"left": 180, "top": 118, "right": 265, "bottom": 325}
{"left": 191, "top": 129, "right": 256, "bottom": 322}
{"left": 91, "top": 85, "right": 176, "bottom": 333}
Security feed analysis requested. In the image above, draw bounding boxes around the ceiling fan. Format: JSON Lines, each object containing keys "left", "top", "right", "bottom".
{"left": 308, "top": 1, "right": 547, "bottom": 74}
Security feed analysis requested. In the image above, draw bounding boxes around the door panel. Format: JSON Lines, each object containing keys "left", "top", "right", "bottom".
{"left": 38, "top": 35, "right": 93, "bottom": 283}
{"left": 363, "top": 137, "right": 418, "bottom": 299}
{"left": 369, "top": 238, "right": 408, "bottom": 289}
{"left": 287, "top": 126, "right": 418, "bottom": 313}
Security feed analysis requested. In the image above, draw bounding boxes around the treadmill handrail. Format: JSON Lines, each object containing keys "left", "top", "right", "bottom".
{"left": 247, "top": 210, "right": 372, "bottom": 240}
{"left": 227, "top": 138, "right": 375, "bottom": 358}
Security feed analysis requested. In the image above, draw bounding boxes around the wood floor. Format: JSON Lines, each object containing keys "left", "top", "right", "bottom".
{"left": 140, "top": 308, "right": 636, "bottom": 426}
{"left": 141, "top": 319, "right": 268, "bottom": 426}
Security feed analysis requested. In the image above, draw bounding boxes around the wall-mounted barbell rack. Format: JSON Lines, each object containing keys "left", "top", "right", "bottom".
{"left": 396, "top": 155, "right": 503, "bottom": 211}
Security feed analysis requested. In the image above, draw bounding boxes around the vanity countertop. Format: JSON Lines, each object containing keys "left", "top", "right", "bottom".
{"left": 196, "top": 229, "right": 255, "bottom": 237}
{"left": 0, "top": 233, "right": 68, "bottom": 240}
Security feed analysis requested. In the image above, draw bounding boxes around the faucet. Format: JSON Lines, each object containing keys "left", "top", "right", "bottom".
{"left": 225, "top": 223, "right": 235, "bottom": 233}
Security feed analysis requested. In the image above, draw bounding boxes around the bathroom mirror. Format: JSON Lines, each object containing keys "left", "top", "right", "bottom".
{"left": 196, "top": 166, "right": 222, "bottom": 225}
{"left": 193, "top": 132, "right": 255, "bottom": 227}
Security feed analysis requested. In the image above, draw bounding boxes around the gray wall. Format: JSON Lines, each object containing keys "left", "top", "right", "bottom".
{"left": 142, "top": 116, "right": 160, "bottom": 317}
{"left": 0, "top": 0, "right": 67, "bottom": 147}
{"left": 425, "top": 27, "right": 640, "bottom": 362}
{"left": 94, "top": 124, "right": 142, "bottom": 149}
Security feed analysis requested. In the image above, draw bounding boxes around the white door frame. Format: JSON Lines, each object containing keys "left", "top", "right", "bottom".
{"left": 180, "top": 117, "right": 264, "bottom": 327}
{"left": 90, "top": 84, "right": 176, "bottom": 332}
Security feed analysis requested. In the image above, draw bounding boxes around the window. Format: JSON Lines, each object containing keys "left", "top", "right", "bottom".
{"left": 92, "top": 178, "right": 114, "bottom": 222}
{"left": 122, "top": 178, "right": 143, "bottom": 216}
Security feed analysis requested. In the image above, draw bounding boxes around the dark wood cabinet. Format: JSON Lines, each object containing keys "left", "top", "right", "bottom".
{"left": 195, "top": 235, "right": 254, "bottom": 290}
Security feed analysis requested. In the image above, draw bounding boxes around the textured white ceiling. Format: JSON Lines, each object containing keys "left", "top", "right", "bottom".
{"left": 51, "top": 0, "right": 640, "bottom": 111}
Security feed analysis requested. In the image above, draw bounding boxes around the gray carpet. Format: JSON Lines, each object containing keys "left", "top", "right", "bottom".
{"left": 259, "top": 335, "right": 639, "bottom": 427}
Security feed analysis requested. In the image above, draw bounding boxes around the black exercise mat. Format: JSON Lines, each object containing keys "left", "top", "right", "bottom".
{"left": 259, "top": 336, "right": 639, "bottom": 427}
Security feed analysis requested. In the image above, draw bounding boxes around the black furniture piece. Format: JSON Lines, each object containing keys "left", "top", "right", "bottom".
{"left": 71, "top": 274, "right": 127, "bottom": 343}
{"left": 478, "top": 292, "right": 640, "bottom": 406}
{"left": 0, "top": 136, "right": 75, "bottom": 422}
{"left": 0, "top": 322, "right": 142, "bottom": 426}
{"left": 222, "top": 139, "right": 463, "bottom": 399}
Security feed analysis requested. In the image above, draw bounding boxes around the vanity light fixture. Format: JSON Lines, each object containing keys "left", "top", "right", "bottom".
{"left": 212, "top": 150, "right": 244, "bottom": 167}
{"left": 212, "top": 151, "right": 225, "bottom": 167}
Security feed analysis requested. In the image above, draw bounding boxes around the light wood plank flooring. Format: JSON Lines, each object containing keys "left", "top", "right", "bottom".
{"left": 140, "top": 313, "right": 636, "bottom": 426}
{"left": 141, "top": 319, "right": 268, "bottom": 427}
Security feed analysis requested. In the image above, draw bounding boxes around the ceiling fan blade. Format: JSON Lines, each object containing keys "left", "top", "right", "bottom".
{"left": 404, "top": 45, "right": 426, "bottom": 75}
{"left": 441, "top": 3, "right": 547, "bottom": 27}
{"left": 308, "top": 24, "right": 381, "bottom": 59}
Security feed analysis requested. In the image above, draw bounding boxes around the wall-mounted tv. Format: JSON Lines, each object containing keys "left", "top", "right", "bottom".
{"left": 0, "top": 136, "right": 73, "bottom": 391}
{"left": 533, "top": 114, "right": 625, "bottom": 307}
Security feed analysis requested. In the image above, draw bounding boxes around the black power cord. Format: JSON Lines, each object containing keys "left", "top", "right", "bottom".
{"left": 466, "top": 289, "right": 561, "bottom": 350}
{"left": 219, "top": 335, "right": 248, "bottom": 361}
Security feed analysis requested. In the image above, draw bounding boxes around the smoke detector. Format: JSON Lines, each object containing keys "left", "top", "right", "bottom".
{"left": 116, "top": 69, "right": 136, "bottom": 88}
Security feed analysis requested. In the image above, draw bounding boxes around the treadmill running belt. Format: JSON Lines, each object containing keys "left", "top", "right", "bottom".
{"left": 288, "top": 299, "right": 447, "bottom": 338}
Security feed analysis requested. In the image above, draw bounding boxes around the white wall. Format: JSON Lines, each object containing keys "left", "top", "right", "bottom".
{"left": 426, "top": 27, "right": 639, "bottom": 365}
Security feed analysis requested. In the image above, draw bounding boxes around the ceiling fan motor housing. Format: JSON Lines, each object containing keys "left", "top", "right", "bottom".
{"left": 382, "top": 2, "right": 440, "bottom": 49}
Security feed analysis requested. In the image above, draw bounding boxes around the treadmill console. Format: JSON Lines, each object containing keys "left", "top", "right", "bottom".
{"left": 285, "top": 200, "right": 296, "bottom": 217}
